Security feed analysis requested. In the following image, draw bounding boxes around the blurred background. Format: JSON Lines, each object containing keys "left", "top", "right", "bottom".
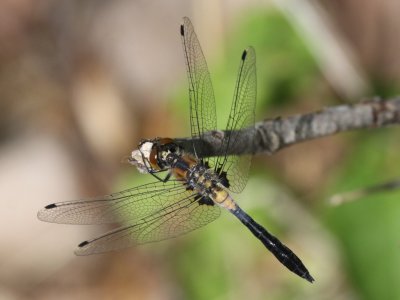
{"left": 1, "top": 0, "right": 400, "bottom": 299}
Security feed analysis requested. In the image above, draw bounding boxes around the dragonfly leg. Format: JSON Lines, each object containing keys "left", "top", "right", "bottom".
{"left": 149, "top": 170, "right": 172, "bottom": 182}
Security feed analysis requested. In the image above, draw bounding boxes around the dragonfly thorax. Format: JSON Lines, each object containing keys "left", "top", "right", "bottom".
{"left": 184, "top": 163, "right": 227, "bottom": 202}
{"left": 187, "top": 164, "right": 215, "bottom": 188}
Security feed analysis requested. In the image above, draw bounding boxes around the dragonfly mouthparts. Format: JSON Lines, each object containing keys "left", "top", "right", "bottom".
{"left": 129, "top": 141, "right": 154, "bottom": 173}
{"left": 128, "top": 150, "right": 149, "bottom": 173}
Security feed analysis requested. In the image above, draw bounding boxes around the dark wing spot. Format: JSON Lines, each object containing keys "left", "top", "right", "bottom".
{"left": 242, "top": 49, "right": 247, "bottom": 60}
{"left": 219, "top": 173, "right": 230, "bottom": 188}
{"left": 78, "top": 240, "right": 89, "bottom": 248}
{"left": 216, "top": 168, "right": 230, "bottom": 188}
{"left": 180, "top": 24, "right": 184, "bottom": 36}
{"left": 195, "top": 194, "right": 214, "bottom": 206}
{"left": 45, "top": 203, "right": 57, "bottom": 209}
{"left": 198, "top": 197, "right": 215, "bottom": 206}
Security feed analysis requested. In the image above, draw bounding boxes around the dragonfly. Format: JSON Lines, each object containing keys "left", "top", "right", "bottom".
{"left": 38, "top": 17, "right": 314, "bottom": 283}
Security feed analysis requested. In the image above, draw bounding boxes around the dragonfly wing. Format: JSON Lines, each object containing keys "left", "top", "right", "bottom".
{"left": 38, "top": 180, "right": 194, "bottom": 225}
{"left": 75, "top": 194, "right": 221, "bottom": 255}
{"left": 181, "top": 17, "right": 217, "bottom": 154}
{"left": 213, "top": 47, "right": 257, "bottom": 193}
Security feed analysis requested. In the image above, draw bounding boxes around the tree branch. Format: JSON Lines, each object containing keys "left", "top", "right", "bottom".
{"left": 329, "top": 179, "right": 400, "bottom": 206}
{"left": 174, "top": 97, "right": 400, "bottom": 157}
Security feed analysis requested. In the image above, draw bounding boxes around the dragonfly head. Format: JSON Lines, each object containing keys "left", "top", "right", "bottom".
{"left": 128, "top": 140, "right": 155, "bottom": 173}
{"left": 128, "top": 138, "right": 176, "bottom": 174}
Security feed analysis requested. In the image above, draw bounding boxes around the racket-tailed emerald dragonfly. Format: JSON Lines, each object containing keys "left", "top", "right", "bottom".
{"left": 38, "top": 17, "right": 314, "bottom": 283}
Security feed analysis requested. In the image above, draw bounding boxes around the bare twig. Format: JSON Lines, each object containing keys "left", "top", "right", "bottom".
{"left": 174, "top": 96, "right": 400, "bottom": 157}
{"left": 329, "top": 179, "right": 400, "bottom": 205}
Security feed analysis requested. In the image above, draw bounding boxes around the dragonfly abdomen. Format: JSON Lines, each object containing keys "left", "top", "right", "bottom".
{"left": 232, "top": 206, "right": 314, "bottom": 283}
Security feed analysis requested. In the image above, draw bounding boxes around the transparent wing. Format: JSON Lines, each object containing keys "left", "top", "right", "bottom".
{"left": 213, "top": 47, "right": 257, "bottom": 193}
{"left": 75, "top": 193, "right": 221, "bottom": 255}
{"left": 38, "top": 180, "right": 197, "bottom": 225}
{"left": 181, "top": 17, "right": 217, "bottom": 154}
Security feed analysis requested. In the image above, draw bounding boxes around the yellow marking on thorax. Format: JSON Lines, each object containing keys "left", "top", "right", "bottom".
{"left": 198, "top": 175, "right": 212, "bottom": 189}
{"left": 170, "top": 155, "right": 237, "bottom": 210}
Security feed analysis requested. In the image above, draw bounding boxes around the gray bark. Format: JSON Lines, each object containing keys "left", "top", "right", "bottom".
{"left": 174, "top": 97, "right": 400, "bottom": 157}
